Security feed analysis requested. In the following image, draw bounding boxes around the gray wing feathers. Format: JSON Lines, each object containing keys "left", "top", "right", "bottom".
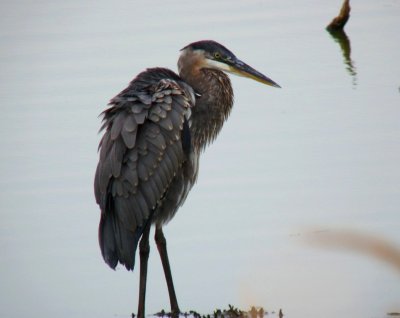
{"left": 95, "top": 76, "right": 193, "bottom": 270}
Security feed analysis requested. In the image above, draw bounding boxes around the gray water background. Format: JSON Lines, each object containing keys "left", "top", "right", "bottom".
{"left": 1, "top": 1, "right": 399, "bottom": 317}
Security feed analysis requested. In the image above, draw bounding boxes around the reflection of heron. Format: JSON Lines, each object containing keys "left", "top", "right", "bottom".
{"left": 94, "top": 40, "right": 280, "bottom": 317}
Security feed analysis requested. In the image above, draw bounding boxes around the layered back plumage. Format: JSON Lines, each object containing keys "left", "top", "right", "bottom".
{"left": 95, "top": 68, "right": 196, "bottom": 270}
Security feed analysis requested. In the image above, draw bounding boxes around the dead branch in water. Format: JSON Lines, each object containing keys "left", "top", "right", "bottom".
{"left": 327, "top": 0, "right": 351, "bottom": 31}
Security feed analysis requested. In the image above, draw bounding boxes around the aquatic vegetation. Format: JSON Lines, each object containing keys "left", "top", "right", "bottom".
{"left": 151, "top": 305, "right": 283, "bottom": 318}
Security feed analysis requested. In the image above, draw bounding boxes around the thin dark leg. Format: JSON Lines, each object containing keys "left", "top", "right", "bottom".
{"left": 137, "top": 225, "right": 151, "bottom": 318}
{"left": 155, "top": 226, "right": 180, "bottom": 316}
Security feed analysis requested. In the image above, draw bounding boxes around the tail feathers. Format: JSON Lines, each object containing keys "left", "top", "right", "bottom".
{"left": 99, "top": 211, "right": 143, "bottom": 271}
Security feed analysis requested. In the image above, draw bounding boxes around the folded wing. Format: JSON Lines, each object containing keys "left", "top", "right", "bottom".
{"left": 94, "top": 68, "right": 194, "bottom": 270}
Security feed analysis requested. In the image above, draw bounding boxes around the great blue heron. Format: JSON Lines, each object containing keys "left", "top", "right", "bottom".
{"left": 94, "top": 40, "right": 280, "bottom": 317}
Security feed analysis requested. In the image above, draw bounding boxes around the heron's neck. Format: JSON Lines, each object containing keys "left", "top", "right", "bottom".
{"left": 179, "top": 67, "right": 234, "bottom": 150}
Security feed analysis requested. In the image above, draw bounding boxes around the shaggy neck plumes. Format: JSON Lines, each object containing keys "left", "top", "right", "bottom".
{"left": 178, "top": 52, "right": 234, "bottom": 150}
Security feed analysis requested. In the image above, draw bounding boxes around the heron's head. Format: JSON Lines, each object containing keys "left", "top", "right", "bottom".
{"left": 179, "top": 40, "right": 280, "bottom": 88}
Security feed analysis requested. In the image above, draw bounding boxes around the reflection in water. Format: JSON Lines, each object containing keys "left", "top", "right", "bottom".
{"left": 326, "top": 0, "right": 357, "bottom": 87}
{"left": 327, "top": 29, "right": 358, "bottom": 87}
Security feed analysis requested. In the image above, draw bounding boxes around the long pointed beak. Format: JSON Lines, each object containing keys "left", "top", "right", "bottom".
{"left": 228, "top": 58, "right": 281, "bottom": 88}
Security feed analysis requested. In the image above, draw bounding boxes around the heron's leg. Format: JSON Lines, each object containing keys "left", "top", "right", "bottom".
{"left": 155, "top": 226, "right": 180, "bottom": 315}
{"left": 137, "top": 225, "right": 151, "bottom": 318}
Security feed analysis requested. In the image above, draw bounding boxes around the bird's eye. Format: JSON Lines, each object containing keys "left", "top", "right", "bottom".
{"left": 214, "top": 52, "right": 221, "bottom": 59}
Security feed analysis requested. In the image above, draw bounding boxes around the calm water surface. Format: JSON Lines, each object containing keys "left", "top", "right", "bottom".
{"left": 1, "top": 1, "right": 399, "bottom": 318}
